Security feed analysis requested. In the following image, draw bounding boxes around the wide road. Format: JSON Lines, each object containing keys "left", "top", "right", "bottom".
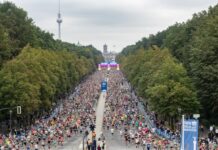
{"left": 53, "top": 77, "right": 152, "bottom": 150}
{"left": 55, "top": 91, "right": 143, "bottom": 150}
{"left": 55, "top": 92, "right": 107, "bottom": 150}
{"left": 54, "top": 135, "right": 83, "bottom": 150}
{"left": 103, "top": 130, "right": 144, "bottom": 150}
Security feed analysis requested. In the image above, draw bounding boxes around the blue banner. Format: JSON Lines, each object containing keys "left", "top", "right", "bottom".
{"left": 181, "top": 119, "right": 199, "bottom": 150}
{"left": 101, "top": 80, "right": 107, "bottom": 91}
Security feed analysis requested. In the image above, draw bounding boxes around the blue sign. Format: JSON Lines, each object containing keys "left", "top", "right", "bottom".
{"left": 101, "top": 80, "right": 107, "bottom": 92}
{"left": 181, "top": 119, "right": 199, "bottom": 150}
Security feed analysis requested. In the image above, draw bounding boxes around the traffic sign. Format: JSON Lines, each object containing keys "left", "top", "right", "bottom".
{"left": 17, "top": 106, "right": 21, "bottom": 114}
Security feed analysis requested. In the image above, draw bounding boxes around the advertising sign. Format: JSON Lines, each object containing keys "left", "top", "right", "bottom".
{"left": 101, "top": 80, "right": 107, "bottom": 92}
{"left": 181, "top": 119, "right": 199, "bottom": 150}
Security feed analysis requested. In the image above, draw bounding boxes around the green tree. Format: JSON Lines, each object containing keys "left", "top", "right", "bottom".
{"left": 118, "top": 47, "right": 199, "bottom": 129}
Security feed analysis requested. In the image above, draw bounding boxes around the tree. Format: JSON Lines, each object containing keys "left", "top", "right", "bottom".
{"left": 118, "top": 4, "right": 218, "bottom": 125}
{"left": 118, "top": 47, "right": 199, "bottom": 128}
{"left": 0, "top": 45, "right": 101, "bottom": 124}
{"left": 189, "top": 6, "right": 218, "bottom": 124}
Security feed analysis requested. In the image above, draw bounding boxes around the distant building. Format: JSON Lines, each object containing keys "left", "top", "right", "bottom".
{"left": 103, "top": 44, "right": 108, "bottom": 54}
{"left": 102, "top": 44, "right": 118, "bottom": 63}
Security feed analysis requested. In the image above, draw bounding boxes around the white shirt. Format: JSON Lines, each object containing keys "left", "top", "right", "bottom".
{"left": 111, "top": 128, "right": 114, "bottom": 133}
{"left": 135, "top": 138, "right": 139, "bottom": 143}
{"left": 120, "top": 130, "right": 123, "bottom": 135}
{"left": 34, "top": 144, "right": 38, "bottom": 149}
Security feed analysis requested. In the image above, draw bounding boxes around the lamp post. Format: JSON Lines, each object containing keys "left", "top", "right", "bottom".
{"left": 9, "top": 110, "right": 12, "bottom": 134}
{"left": 0, "top": 106, "right": 21, "bottom": 134}
{"left": 178, "top": 107, "right": 181, "bottom": 114}
{"left": 83, "top": 130, "right": 89, "bottom": 150}
{"left": 193, "top": 114, "right": 200, "bottom": 150}
{"left": 177, "top": 107, "right": 185, "bottom": 150}
{"left": 83, "top": 134, "right": 85, "bottom": 150}
{"left": 181, "top": 114, "right": 185, "bottom": 150}
{"left": 177, "top": 107, "right": 182, "bottom": 131}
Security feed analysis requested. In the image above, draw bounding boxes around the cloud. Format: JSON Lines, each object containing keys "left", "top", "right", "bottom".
{"left": 150, "top": 0, "right": 216, "bottom": 9}
{"left": 9, "top": 0, "right": 218, "bottom": 52}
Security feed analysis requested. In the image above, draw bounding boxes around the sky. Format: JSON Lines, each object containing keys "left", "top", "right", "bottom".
{"left": 8, "top": 0, "right": 218, "bottom": 52}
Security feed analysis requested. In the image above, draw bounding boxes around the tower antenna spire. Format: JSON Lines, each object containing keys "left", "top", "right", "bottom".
{"left": 57, "top": 0, "right": 63, "bottom": 40}
{"left": 58, "top": 0, "right": 60, "bottom": 13}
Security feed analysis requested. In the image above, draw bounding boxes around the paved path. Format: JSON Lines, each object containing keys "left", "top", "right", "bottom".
{"left": 95, "top": 92, "right": 107, "bottom": 139}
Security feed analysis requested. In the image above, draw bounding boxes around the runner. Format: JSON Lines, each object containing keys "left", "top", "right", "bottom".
{"left": 0, "top": 71, "right": 104, "bottom": 149}
{"left": 102, "top": 70, "right": 178, "bottom": 149}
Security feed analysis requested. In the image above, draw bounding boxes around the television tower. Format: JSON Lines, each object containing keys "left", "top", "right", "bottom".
{"left": 57, "top": 0, "right": 63, "bottom": 40}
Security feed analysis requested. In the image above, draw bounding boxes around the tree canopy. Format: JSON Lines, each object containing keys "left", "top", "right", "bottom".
{"left": 118, "top": 4, "right": 218, "bottom": 125}
{"left": 0, "top": 46, "right": 101, "bottom": 121}
{"left": 0, "top": 2, "right": 103, "bottom": 124}
{"left": 119, "top": 48, "right": 199, "bottom": 128}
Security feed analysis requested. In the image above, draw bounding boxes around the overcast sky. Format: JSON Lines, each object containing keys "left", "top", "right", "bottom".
{"left": 9, "top": 0, "right": 218, "bottom": 52}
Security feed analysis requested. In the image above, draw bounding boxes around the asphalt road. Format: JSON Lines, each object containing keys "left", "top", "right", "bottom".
{"left": 54, "top": 92, "right": 107, "bottom": 150}
{"left": 54, "top": 134, "right": 83, "bottom": 150}
{"left": 95, "top": 92, "right": 107, "bottom": 140}
{"left": 103, "top": 129, "right": 144, "bottom": 150}
{"left": 53, "top": 87, "right": 146, "bottom": 150}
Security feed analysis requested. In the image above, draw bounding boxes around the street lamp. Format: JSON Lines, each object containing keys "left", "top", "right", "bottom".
{"left": 0, "top": 106, "right": 22, "bottom": 134}
{"left": 193, "top": 114, "right": 200, "bottom": 120}
{"left": 177, "top": 107, "right": 182, "bottom": 131}
{"left": 177, "top": 107, "right": 185, "bottom": 150}
{"left": 83, "top": 130, "right": 89, "bottom": 150}
{"left": 9, "top": 110, "right": 12, "bottom": 134}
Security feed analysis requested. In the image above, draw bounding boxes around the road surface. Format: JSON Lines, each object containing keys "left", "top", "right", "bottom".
{"left": 95, "top": 92, "right": 107, "bottom": 139}
{"left": 56, "top": 92, "right": 107, "bottom": 150}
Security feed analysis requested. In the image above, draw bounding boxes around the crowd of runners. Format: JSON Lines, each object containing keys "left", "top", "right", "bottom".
{"left": 0, "top": 71, "right": 104, "bottom": 150}
{"left": 102, "top": 70, "right": 179, "bottom": 149}
{"left": 0, "top": 69, "right": 217, "bottom": 150}
{"left": 102, "top": 70, "right": 218, "bottom": 150}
